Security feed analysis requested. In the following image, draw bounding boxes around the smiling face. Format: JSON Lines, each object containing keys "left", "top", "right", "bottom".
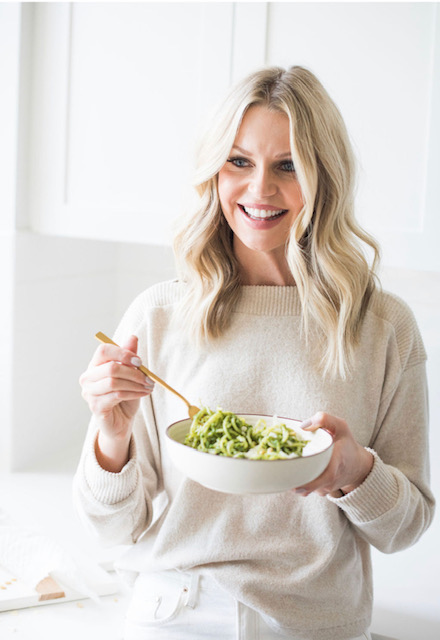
{"left": 217, "top": 105, "right": 304, "bottom": 283}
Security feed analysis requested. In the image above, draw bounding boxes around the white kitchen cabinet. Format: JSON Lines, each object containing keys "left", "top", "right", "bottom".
{"left": 23, "top": 2, "right": 440, "bottom": 269}
{"left": 25, "top": 2, "right": 234, "bottom": 245}
{"left": 264, "top": 2, "right": 440, "bottom": 271}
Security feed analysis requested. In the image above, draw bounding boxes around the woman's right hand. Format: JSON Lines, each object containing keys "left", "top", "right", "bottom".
{"left": 79, "top": 335, "right": 154, "bottom": 471}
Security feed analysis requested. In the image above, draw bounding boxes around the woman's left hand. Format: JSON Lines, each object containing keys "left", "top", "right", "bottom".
{"left": 294, "top": 412, "right": 374, "bottom": 498}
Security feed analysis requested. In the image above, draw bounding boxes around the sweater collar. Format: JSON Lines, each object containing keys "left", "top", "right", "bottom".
{"left": 235, "top": 285, "right": 301, "bottom": 316}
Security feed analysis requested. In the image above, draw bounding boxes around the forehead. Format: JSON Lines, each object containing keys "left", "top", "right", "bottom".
{"left": 233, "top": 105, "right": 291, "bottom": 153}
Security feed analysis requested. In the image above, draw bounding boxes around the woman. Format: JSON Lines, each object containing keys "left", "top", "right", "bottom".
{"left": 75, "top": 66, "right": 434, "bottom": 640}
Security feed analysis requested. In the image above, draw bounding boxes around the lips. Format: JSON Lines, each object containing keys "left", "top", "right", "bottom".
{"left": 238, "top": 204, "right": 288, "bottom": 221}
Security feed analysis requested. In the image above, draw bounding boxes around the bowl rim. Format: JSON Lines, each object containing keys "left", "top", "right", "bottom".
{"left": 165, "top": 412, "right": 334, "bottom": 463}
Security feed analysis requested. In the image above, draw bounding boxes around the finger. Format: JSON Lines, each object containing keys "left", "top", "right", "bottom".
{"left": 85, "top": 375, "right": 154, "bottom": 398}
{"left": 122, "top": 334, "right": 139, "bottom": 355}
{"left": 81, "top": 372, "right": 154, "bottom": 411}
{"left": 86, "top": 389, "right": 152, "bottom": 416}
{"left": 82, "top": 360, "right": 154, "bottom": 387}
{"left": 299, "top": 412, "right": 327, "bottom": 432}
{"left": 89, "top": 342, "right": 142, "bottom": 369}
{"left": 119, "top": 335, "right": 155, "bottom": 383}
{"left": 80, "top": 361, "right": 155, "bottom": 410}
{"left": 293, "top": 451, "right": 339, "bottom": 496}
{"left": 301, "top": 412, "right": 348, "bottom": 439}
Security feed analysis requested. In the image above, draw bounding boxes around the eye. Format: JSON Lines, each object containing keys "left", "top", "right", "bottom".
{"left": 227, "top": 157, "right": 250, "bottom": 168}
{"left": 279, "top": 160, "right": 295, "bottom": 172}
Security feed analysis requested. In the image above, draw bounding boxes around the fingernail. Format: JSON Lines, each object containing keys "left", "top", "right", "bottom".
{"left": 299, "top": 419, "right": 312, "bottom": 429}
{"left": 295, "top": 488, "right": 307, "bottom": 494}
{"left": 131, "top": 356, "right": 142, "bottom": 367}
{"left": 144, "top": 380, "right": 155, "bottom": 388}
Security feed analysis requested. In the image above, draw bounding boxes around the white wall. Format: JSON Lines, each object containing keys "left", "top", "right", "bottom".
{"left": 372, "top": 267, "right": 440, "bottom": 639}
{"left": 11, "top": 233, "right": 117, "bottom": 469}
{"left": 0, "top": 2, "right": 21, "bottom": 471}
{"left": 1, "top": 3, "right": 439, "bottom": 638}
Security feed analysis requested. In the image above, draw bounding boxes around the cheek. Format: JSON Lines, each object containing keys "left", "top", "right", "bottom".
{"left": 217, "top": 173, "right": 234, "bottom": 211}
{"left": 295, "top": 181, "right": 305, "bottom": 206}
{"left": 218, "top": 170, "right": 245, "bottom": 205}
{"left": 286, "top": 182, "right": 304, "bottom": 213}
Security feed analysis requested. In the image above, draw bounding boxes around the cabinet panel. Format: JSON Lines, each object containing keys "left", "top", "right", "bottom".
{"left": 27, "top": 2, "right": 233, "bottom": 244}
{"left": 231, "top": 2, "right": 267, "bottom": 82}
{"left": 266, "top": 2, "right": 440, "bottom": 270}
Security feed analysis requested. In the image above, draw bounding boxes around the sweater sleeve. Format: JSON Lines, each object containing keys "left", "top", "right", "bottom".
{"left": 72, "top": 401, "right": 162, "bottom": 546}
{"left": 72, "top": 291, "right": 167, "bottom": 546}
{"left": 327, "top": 300, "right": 435, "bottom": 552}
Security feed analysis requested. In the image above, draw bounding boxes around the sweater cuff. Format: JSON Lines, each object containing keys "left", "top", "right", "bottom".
{"left": 327, "top": 448, "right": 400, "bottom": 522}
{"left": 83, "top": 432, "right": 140, "bottom": 505}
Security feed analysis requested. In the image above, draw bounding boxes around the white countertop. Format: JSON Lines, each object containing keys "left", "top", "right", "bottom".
{"left": 0, "top": 590, "right": 130, "bottom": 640}
{"left": 1, "top": 471, "right": 439, "bottom": 640}
{"left": 0, "top": 471, "right": 131, "bottom": 640}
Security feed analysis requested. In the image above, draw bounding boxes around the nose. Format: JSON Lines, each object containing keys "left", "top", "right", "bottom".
{"left": 248, "top": 166, "right": 277, "bottom": 198}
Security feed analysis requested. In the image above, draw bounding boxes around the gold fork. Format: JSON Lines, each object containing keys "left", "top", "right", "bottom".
{"left": 95, "top": 332, "right": 200, "bottom": 419}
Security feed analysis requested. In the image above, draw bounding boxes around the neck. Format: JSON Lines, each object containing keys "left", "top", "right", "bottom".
{"left": 234, "top": 241, "right": 295, "bottom": 286}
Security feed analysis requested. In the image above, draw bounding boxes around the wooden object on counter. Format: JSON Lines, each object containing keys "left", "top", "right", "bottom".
{"left": 36, "top": 576, "right": 65, "bottom": 601}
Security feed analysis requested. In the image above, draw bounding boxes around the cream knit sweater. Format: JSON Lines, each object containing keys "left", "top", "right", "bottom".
{"left": 73, "top": 282, "right": 435, "bottom": 640}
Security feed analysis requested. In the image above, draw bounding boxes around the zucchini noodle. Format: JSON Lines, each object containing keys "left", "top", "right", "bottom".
{"left": 184, "top": 408, "right": 309, "bottom": 460}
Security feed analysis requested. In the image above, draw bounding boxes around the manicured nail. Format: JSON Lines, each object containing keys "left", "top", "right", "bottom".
{"left": 131, "top": 356, "right": 142, "bottom": 367}
{"left": 295, "top": 488, "right": 307, "bottom": 495}
{"left": 300, "top": 419, "right": 312, "bottom": 429}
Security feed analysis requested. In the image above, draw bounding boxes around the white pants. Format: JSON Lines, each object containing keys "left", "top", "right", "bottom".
{"left": 123, "top": 570, "right": 372, "bottom": 640}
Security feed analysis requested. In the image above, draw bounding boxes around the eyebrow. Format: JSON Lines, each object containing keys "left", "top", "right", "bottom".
{"left": 231, "top": 144, "right": 292, "bottom": 159}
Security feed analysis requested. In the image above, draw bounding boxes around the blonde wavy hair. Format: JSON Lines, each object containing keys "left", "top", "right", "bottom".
{"left": 173, "top": 66, "right": 380, "bottom": 379}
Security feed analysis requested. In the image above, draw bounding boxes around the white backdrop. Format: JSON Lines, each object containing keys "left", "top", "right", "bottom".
{"left": 1, "top": 3, "right": 439, "bottom": 639}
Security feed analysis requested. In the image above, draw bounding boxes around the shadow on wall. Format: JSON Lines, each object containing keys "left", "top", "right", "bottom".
{"left": 7, "top": 233, "right": 176, "bottom": 472}
{"left": 372, "top": 606, "right": 440, "bottom": 640}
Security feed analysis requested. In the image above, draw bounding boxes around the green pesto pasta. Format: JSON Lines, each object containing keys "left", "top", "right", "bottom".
{"left": 184, "top": 408, "right": 309, "bottom": 460}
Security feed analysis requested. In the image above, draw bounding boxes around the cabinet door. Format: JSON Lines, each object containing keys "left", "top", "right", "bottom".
{"left": 263, "top": 2, "right": 440, "bottom": 271}
{"left": 24, "top": 3, "right": 440, "bottom": 269}
{"left": 26, "top": 3, "right": 234, "bottom": 245}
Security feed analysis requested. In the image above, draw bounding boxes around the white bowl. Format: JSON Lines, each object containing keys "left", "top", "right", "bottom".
{"left": 165, "top": 414, "right": 334, "bottom": 494}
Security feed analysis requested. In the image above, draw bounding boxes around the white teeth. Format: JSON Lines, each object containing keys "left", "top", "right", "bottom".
{"left": 243, "top": 206, "right": 285, "bottom": 219}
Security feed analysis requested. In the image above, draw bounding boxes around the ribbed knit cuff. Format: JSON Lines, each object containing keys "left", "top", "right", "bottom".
{"left": 327, "top": 448, "right": 400, "bottom": 522}
{"left": 84, "top": 433, "right": 140, "bottom": 505}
